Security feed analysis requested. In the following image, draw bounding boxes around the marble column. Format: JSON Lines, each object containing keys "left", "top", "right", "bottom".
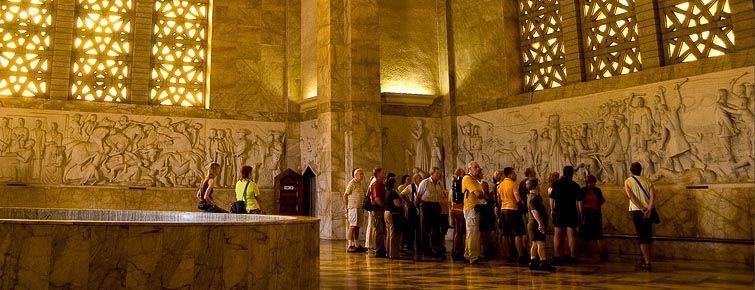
{"left": 316, "top": 0, "right": 382, "bottom": 239}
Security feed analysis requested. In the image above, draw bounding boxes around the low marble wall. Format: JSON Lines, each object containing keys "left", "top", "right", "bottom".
{"left": 0, "top": 208, "right": 319, "bottom": 289}
{"left": 0, "top": 185, "right": 277, "bottom": 214}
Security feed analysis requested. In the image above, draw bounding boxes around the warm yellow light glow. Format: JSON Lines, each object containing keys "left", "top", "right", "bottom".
{"left": 381, "top": 81, "right": 435, "bottom": 96}
{"left": 0, "top": 0, "right": 52, "bottom": 97}
{"left": 150, "top": 0, "right": 209, "bottom": 107}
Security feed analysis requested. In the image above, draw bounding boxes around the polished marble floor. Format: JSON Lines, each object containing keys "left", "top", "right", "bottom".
{"left": 319, "top": 240, "right": 753, "bottom": 289}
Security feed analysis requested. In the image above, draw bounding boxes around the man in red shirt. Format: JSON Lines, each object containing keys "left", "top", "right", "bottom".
{"left": 370, "top": 167, "right": 387, "bottom": 258}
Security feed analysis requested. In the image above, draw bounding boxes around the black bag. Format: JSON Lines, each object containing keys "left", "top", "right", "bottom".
{"left": 631, "top": 176, "right": 660, "bottom": 224}
{"left": 230, "top": 181, "right": 251, "bottom": 214}
{"left": 363, "top": 189, "right": 377, "bottom": 211}
{"left": 451, "top": 177, "right": 464, "bottom": 204}
{"left": 197, "top": 200, "right": 211, "bottom": 211}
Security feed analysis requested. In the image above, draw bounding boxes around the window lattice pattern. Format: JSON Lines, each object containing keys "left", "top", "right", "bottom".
{"left": 582, "top": 0, "right": 641, "bottom": 79}
{"left": 0, "top": 0, "right": 53, "bottom": 97}
{"left": 71, "top": 0, "right": 132, "bottom": 102}
{"left": 150, "top": 0, "right": 209, "bottom": 107}
{"left": 519, "top": 0, "right": 567, "bottom": 92}
{"left": 661, "top": 0, "right": 734, "bottom": 64}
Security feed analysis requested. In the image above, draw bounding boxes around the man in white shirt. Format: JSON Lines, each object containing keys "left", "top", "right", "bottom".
{"left": 343, "top": 168, "right": 367, "bottom": 253}
{"left": 417, "top": 167, "right": 445, "bottom": 258}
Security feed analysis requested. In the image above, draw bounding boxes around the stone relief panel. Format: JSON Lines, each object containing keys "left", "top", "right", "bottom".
{"left": 0, "top": 108, "right": 285, "bottom": 188}
{"left": 300, "top": 119, "right": 320, "bottom": 173}
{"left": 382, "top": 116, "right": 443, "bottom": 175}
{"left": 457, "top": 67, "right": 755, "bottom": 185}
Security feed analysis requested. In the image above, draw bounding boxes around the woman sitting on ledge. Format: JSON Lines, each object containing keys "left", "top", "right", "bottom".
{"left": 197, "top": 162, "right": 229, "bottom": 213}
{"left": 235, "top": 165, "right": 263, "bottom": 214}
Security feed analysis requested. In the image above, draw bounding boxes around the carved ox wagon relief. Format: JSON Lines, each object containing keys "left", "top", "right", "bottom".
{"left": 0, "top": 109, "right": 285, "bottom": 188}
{"left": 457, "top": 69, "right": 755, "bottom": 185}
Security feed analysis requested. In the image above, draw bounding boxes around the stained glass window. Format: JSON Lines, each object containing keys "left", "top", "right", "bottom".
{"left": 71, "top": 0, "right": 133, "bottom": 102}
{"left": 150, "top": 0, "right": 209, "bottom": 107}
{"left": 519, "top": 0, "right": 567, "bottom": 91}
{"left": 661, "top": 0, "right": 734, "bottom": 64}
{"left": 582, "top": 0, "right": 641, "bottom": 79}
{"left": 0, "top": 0, "right": 53, "bottom": 97}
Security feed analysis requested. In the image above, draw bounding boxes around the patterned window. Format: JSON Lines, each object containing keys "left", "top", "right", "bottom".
{"left": 151, "top": 0, "right": 209, "bottom": 107}
{"left": 519, "top": 0, "right": 567, "bottom": 92}
{"left": 0, "top": 0, "right": 53, "bottom": 97}
{"left": 581, "top": 0, "right": 641, "bottom": 79}
{"left": 661, "top": 0, "right": 734, "bottom": 64}
{"left": 71, "top": 0, "right": 133, "bottom": 102}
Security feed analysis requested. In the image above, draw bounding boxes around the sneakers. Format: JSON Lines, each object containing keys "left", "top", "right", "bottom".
{"left": 639, "top": 262, "right": 652, "bottom": 272}
{"left": 355, "top": 246, "right": 368, "bottom": 253}
{"left": 539, "top": 260, "right": 556, "bottom": 272}
{"left": 347, "top": 246, "right": 357, "bottom": 253}
{"left": 529, "top": 258, "right": 541, "bottom": 270}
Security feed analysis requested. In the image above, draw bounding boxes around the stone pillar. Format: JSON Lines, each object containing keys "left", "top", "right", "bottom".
{"left": 49, "top": 0, "right": 75, "bottom": 100}
{"left": 730, "top": 0, "right": 755, "bottom": 52}
{"left": 316, "top": 0, "right": 381, "bottom": 239}
{"left": 635, "top": 0, "right": 665, "bottom": 69}
{"left": 130, "top": 0, "right": 154, "bottom": 105}
{"left": 559, "top": 0, "right": 585, "bottom": 84}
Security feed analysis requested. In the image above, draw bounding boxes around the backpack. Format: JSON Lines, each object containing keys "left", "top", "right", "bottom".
{"left": 451, "top": 176, "right": 464, "bottom": 204}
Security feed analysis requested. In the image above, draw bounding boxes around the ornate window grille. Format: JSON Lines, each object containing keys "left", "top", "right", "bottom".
{"left": 519, "top": 0, "right": 567, "bottom": 92}
{"left": 71, "top": 0, "right": 133, "bottom": 102}
{"left": 661, "top": 0, "right": 734, "bottom": 64}
{"left": 581, "top": 0, "right": 641, "bottom": 79}
{"left": 150, "top": 0, "right": 209, "bottom": 107}
{"left": 0, "top": 0, "right": 54, "bottom": 98}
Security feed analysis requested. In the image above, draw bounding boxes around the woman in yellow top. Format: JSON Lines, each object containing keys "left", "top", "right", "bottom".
{"left": 235, "top": 165, "right": 262, "bottom": 214}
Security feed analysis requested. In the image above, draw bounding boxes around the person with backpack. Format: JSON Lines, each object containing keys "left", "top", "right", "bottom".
{"left": 344, "top": 168, "right": 367, "bottom": 253}
{"left": 624, "top": 162, "right": 658, "bottom": 271}
{"left": 450, "top": 168, "right": 466, "bottom": 261}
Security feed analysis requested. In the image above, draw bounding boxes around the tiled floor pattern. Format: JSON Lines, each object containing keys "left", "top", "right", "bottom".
{"left": 319, "top": 240, "right": 753, "bottom": 289}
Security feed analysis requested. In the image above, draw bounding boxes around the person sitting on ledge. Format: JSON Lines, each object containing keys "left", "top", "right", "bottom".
{"left": 197, "top": 162, "right": 228, "bottom": 213}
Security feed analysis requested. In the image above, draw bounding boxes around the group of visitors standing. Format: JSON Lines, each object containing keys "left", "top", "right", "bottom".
{"left": 344, "top": 161, "right": 658, "bottom": 272}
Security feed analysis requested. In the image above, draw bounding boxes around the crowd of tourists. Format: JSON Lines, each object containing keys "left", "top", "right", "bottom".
{"left": 342, "top": 161, "right": 658, "bottom": 272}
{"left": 192, "top": 159, "right": 658, "bottom": 272}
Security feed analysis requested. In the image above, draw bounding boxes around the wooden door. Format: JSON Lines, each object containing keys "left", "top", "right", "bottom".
{"left": 275, "top": 169, "right": 303, "bottom": 215}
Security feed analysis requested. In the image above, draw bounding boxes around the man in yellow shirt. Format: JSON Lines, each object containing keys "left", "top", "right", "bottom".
{"left": 462, "top": 160, "right": 485, "bottom": 263}
{"left": 498, "top": 167, "right": 527, "bottom": 264}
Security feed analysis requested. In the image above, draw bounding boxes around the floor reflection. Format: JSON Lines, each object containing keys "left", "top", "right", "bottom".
{"left": 319, "top": 240, "right": 753, "bottom": 289}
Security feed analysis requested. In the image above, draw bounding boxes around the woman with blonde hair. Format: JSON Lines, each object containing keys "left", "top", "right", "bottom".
{"left": 197, "top": 162, "right": 228, "bottom": 213}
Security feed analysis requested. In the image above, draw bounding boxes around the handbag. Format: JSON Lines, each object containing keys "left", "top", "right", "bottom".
{"left": 631, "top": 176, "right": 660, "bottom": 224}
{"left": 230, "top": 180, "right": 250, "bottom": 214}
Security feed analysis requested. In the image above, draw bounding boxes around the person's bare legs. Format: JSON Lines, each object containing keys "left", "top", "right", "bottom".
{"left": 553, "top": 227, "right": 564, "bottom": 257}
{"left": 566, "top": 227, "right": 577, "bottom": 258}
{"left": 640, "top": 244, "right": 651, "bottom": 264}
{"left": 514, "top": 236, "right": 525, "bottom": 258}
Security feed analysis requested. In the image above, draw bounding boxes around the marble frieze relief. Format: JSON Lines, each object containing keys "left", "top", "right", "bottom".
{"left": 457, "top": 67, "right": 755, "bottom": 185}
{"left": 0, "top": 108, "right": 286, "bottom": 188}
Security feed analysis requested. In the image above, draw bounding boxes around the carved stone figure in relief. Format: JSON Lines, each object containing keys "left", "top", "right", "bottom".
{"left": 546, "top": 115, "right": 569, "bottom": 175}
{"left": 628, "top": 94, "right": 656, "bottom": 144}
{"left": 11, "top": 118, "right": 29, "bottom": 153}
{"left": 207, "top": 128, "right": 218, "bottom": 163}
{"left": 600, "top": 120, "right": 627, "bottom": 185}
{"left": 234, "top": 129, "right": 250, "bottom": 182}
{"left": 431, "top": 137, "right": 442, "bottom": 171}
{"left": 714, "top": 88, "right": 739, "bottom": 162}
{"left": 656, "top": 84, "right": 702, "bottom": 172}
{"left": 538, "top": 128, "right": 552, "bottom": 175}
{"left": 82, "top": 114, "right": 98, "bottom": 140}
{"left": 215, "top": 129, "right": 229, "bottom": 187}
{"left": 42, "top": 122, "right": 64, "bottom": 184}
{"left": 30, "top": 120, "right": 46, "bottom": 171}
{"left": 459, "top": 122, "right": 474, "bottom": 162}
{"left": 269, "top": 131, "right": 286, "bottom": 177}
{"left": 412, "top": 120, "right": 430, "bottom": 172}
{"left": 630, "top": 124, "right": 656, "bottom": 177}
{"left": 14, "top": 139, "right": 34, "bottom": 182}
{"left": 526, "top": 129, "right": 541, "bottom": 176}
{"left": 0, "top": 117, "right": 11, "bottom": 155}
{"left": 66, "top": 114, "right": 85, "bottom": 143}
{"left": 405, "top": 144, "right": 415, "bottom": 174}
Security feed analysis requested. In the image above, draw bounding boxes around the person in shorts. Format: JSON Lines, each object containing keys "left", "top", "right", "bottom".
{"left": 498, "top": 167, "right": 527, "bottom": 264}
{"left": 343, "top": 168, "right": 367, "bottom": 253}
{"left": 549, "top": 166, "right": 580, "bottom": 264}
{"left": 527, "top": 178, "right": 555, "bottom": 272}
{"left": 624, "top": 162, "right": 657, "bottom": 271}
